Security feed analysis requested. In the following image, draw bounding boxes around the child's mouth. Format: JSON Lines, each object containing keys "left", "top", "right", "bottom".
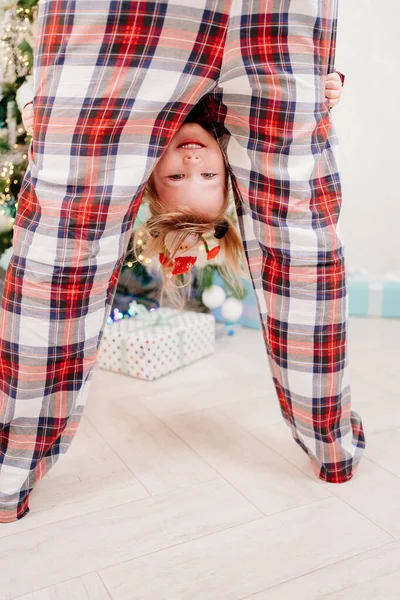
{"left": 177, "top": 139, "right": 205, "bottom": 149}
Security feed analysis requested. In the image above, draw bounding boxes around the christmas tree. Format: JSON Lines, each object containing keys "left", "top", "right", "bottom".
{"left": 0, "top": 0, "right": 38, "bottom": 257}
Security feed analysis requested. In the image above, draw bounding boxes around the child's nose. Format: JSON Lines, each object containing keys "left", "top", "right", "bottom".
{"left": 183, "top": 154, "right": 201, "bottom": 164}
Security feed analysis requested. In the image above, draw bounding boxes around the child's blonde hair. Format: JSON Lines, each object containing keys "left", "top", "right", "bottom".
{"left": 129, "top": 172, "right": 246, "bottom": 308}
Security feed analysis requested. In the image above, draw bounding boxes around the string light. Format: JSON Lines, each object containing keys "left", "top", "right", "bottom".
{"left": 0, "top": 2, "right": 36, "bottom": 84}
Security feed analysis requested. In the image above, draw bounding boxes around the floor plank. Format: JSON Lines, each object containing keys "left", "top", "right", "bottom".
{"left": 247, "top": 539, "right": 400, "bottom": 599}
{"left": 14, "top": 572, "right": 111, "bottom": 600}
{"left": 98, "top": 497, "right": 391, "bottom": 600}
{"left": 85, "top": 393, "right": 220, "bottom": 495}
{"left": 1, "top": 479, "right": 261, "bottom": 599}
{"left": 156, "top": 406, "right": 333, "bottom": 515}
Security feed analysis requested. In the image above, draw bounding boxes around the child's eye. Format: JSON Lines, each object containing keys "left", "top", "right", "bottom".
{"left": 169, "top": 174, "right": 185, "bottom": 180}
{"left": 202, "top": 173, "right": 217, "bottom": 179}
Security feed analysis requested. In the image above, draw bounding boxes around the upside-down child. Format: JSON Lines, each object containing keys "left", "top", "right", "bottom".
{"left": 21, "top": 71, "right": 344, "bottom": 303}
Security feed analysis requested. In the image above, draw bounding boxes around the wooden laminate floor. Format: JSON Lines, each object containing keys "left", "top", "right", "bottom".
{"left": 2, "top": 318, "right": 399, "bottom": 600}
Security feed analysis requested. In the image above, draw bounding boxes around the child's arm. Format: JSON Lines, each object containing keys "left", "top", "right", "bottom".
{"left": 326, "top": 70, "right": 344, "bottom": 109}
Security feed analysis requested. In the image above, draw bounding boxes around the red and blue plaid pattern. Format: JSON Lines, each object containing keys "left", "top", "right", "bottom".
{"left": 0, "top": 0, "right": 365, "bottom": 522}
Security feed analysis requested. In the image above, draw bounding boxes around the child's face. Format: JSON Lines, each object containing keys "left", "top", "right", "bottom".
{"left": 152, "top": 123, "right": 226, "bottom": 219}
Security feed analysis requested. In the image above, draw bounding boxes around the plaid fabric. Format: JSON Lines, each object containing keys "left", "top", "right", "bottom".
{"left": 0, "top": 0, "right": 365, "bottom": 523}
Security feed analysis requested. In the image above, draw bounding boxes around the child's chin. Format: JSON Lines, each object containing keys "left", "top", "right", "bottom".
{"left": 181, "top": 120, "right": 204, "bottom": 130}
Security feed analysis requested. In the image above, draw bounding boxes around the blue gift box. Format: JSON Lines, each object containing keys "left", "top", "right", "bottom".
{"left": 347, "top": 276, "right": 400, "bottom": 318}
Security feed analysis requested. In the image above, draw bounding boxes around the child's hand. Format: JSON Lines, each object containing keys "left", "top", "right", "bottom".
{"left": 22, "top": 101, "right": 34, "bottom": 136}
{"left": 325, "top": 71, "right": 343, "bottom": 109}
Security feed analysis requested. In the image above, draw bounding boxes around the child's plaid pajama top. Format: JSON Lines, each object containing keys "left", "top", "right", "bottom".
{"left": 0, "top": 0, "right": 365, "bottom": 522}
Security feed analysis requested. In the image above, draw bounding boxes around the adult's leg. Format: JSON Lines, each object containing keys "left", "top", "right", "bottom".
{"left": 213, "top": 0, "right": 365, "bottom": 482}
{"left": 0, "top": 0, "right": 229, "bottom": 522}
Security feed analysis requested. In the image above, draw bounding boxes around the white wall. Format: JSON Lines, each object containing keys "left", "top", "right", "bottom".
{"left": 334, "top": 0, "right": 400, "bottom": 274}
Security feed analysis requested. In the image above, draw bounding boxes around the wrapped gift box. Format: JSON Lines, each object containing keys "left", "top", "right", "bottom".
{"left": 347, "top": 269, "right": 400, "bottom": 318}
{"left": 97, "top": 306, "right": 216, "bottom": 380}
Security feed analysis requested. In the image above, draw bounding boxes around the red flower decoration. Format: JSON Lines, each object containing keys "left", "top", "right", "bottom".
{"left": 206, "top": 246, "right": 220, "bottom": 260}
{"left": 171, "top": 256, "right": 198, "bottom": 275}
{"left": 158, "top": 252, "right": 174, "bottom": 268}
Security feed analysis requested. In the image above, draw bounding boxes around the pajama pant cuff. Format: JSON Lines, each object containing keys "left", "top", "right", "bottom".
{"left": 0, "top": 496, "right": 30, "bottom": 523}
{"left": 310, "top": 459, "right": 360, "bottom": 484}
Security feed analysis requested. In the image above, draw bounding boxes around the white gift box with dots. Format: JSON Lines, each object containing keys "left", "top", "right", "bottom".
{"left": 97, "top": 307, "right": 216, "bottom": 380}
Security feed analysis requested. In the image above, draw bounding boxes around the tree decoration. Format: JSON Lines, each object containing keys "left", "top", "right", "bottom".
{"left": 221, "top": 297, "right": 243, "bottom": 322}
{"left": 201, "top": 284, "right": 226, "bottom": 309}
{"left": 0, "top": 0, "right": 37, "bottom": 91}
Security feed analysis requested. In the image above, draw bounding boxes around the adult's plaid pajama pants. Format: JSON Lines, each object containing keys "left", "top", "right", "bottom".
{"left": 0, "top": 0, "right": 366, "bottom": 522}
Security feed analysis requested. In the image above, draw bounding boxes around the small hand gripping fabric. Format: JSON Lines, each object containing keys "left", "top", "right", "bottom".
{"left": 334, "top": 70, "right": 345, "bottom": 86}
